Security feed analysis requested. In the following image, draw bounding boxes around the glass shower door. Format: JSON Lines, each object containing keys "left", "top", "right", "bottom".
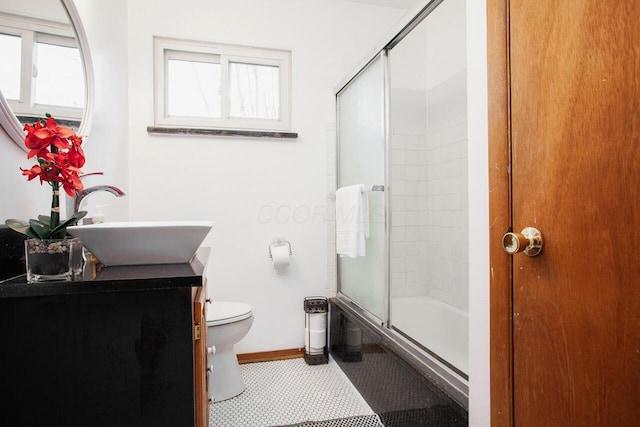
{"left": 336, "top": 53, "right": 386, "bottom": 321}
{"left": 387, "top": 0, "right": 469, "bottom": 376}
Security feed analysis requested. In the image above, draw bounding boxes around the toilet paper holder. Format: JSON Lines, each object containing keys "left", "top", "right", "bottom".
{"left": 268, "top": 239, "right": 292, "bottom": 258}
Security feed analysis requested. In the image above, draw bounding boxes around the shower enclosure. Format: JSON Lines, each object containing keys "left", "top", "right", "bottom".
{"left": 335, "top": 0, "right": 468, "bottom": 402}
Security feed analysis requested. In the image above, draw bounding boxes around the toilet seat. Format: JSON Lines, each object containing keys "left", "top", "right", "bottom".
{"left": 207, "top": 301, "right": 253, "bottom": 326}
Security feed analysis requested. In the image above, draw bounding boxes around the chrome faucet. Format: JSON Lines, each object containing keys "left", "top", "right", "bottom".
{"left": 66, "top": 173, "right": 127, "bottom": 218}
{"left": 73, "top": 185, "right": 126, "bottom": 214}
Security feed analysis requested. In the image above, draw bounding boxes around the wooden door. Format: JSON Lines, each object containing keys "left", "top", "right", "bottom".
{"left": 489, "top": 0, "right": 640, "bottom": 425}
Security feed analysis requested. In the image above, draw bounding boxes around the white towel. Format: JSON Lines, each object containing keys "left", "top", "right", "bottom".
{"left": 335, "top": 184, "right": 370, "bottom": 258}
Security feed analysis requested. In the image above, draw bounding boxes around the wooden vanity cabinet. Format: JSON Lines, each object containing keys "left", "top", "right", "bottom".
{"left": 0, "top": 263, "right": 210, "bottom": 427}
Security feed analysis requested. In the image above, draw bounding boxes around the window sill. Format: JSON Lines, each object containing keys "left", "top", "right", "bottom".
{"left": 147, "top": 126, "right": 298, "bottom": 139}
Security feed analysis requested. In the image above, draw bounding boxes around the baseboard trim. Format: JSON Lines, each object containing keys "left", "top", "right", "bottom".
{"left": 237, "top": 348, "right": 304, "bottom": 364}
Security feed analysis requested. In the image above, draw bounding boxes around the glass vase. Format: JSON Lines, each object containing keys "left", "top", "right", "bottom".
{"left": 25, "top": 237, "right": 83, "bottom": 283}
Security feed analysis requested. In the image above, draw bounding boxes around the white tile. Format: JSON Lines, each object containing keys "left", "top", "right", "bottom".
{"left": 405, "top": 270, "right": 422, "bottom": 286}
{"left": 404, "top": 165, "right": 422, "bottom": 181}
{"left": 405, "top": 241, "right": 421, "bottom": 257}
{"left": 405, "top": 150, "right": 420, "bottom": 166}
{"left": 390, "top": 226, "right": 406, "bottom": 242}
{"left": 405, "top": 211, "right": 421, "bottom": 227}
{"left": 390, "top": 272, "right": 406, "bottom": 295}
{"left": 391, "top": 195, "right": 406, "bottom": 211}
{"left": 405, "top": 181, "right": 419, "bottom": 196}
{"left": 405, "top": 226, "right": 421, "bottom": 241}
{"left": 390, "top": 256, "right": 406, "bottom": 274}
{"left": 405, "top": 256, "right": 423, "bottom": 273}
{"left": 405, "top": 196, "right": 420, "bottom": 212}
{"left": 418, "top": 150, "right": 430, "bottom": 166}
{"left": 390, "top": 241, "right": 405, "bottom": 258}
{"left": 390, "top": 164, "right": 405, "bottom": 180}
{"left": 391, "top": 211, "right": 406, "bottom": 227}
{"left": 210, "top": 358, "right": 380, "bottom": 427}
{"left": 404, "top": 134, "right": 420, "bottom": 150}
{"left": 429, "top": 286, "right": 454, "bottom": 305}
{"left": 391, "top": 149, "right": 406, "bottom": 165}
{"left": 391, "top": 131, "right": 407, "bottom": 148}
{"left": 391, "top": 180, "right": 406, "bottom": 196}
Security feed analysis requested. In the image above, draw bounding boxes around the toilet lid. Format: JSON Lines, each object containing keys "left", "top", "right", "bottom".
{"left": 207, "top": 301, "right": 253, "bottom": 326}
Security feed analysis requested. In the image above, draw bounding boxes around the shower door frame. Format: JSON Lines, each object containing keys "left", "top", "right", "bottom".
{"left": 335, "top": 50, "right": 391, "bottom": 330}
{"left": 334, "top": 0, "right": 468, "bottom": 407}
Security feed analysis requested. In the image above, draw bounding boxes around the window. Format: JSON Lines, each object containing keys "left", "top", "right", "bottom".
{"left": 154, "top": 37, "right": 291, "bottom": 132}
{"left": 33, "top": 34, "right": 84, "bottom": 109}
{"left": 0, "top": 13, "right": 84, "bottom": 124}
{"left": 0, "top": 33, "right": 21, "bottom": 100}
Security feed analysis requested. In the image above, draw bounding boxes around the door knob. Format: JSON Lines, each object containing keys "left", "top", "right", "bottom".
{"left": 502, "top": 227, "right": 543, "bottom": 256}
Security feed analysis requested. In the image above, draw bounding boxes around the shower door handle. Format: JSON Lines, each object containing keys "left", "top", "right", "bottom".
{"left": 502, "top": 227, "right": 543, "bottom": 257}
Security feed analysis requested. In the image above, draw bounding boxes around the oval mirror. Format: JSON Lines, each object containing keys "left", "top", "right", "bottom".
{"left": 0, "top": 0, "right": 94, "bottom": 150}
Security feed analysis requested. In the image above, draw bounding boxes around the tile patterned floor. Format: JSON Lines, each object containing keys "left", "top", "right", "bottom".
{"left": 282, "top": 415, "right": 385, "bottom": 427}
{"left": 209, "top": 357, "right": 383, "bottom": 427}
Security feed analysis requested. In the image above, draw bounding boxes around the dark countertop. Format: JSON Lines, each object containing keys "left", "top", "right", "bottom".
{"left": 0, "top": 229, "right": 209, "bottom": 426}
{"left": 0, "top": 225, "right": 209, "bottom": 298}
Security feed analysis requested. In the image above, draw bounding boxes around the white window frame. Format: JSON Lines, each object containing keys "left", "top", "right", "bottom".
{"left": 154, "top": 37, "right": 292, "bottom": 132}
{"left": 0, "top": 12, "right": 82, "bottom": 121}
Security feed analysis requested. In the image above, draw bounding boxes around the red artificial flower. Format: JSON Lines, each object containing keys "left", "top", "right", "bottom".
{"left": 32, "top": 117, "right": 76, "bottom": 149}
{"left": 21, "top": 116, "right": 86, "bottom": 194}
{"left": 69, "top": 133, "right": 83, "bottom": 148}
{"left": 67, "top": 144, "right": 86, "bottom": 169}
{"left": 20, "top": 165, "right": 47, "bottom": 183}
{"left": 14, "top": 115, "right": 93, "bottom": 239}
{"left": 60, "top": 172, "right": 83, "bottom": 197}
{"left": 24, "top": 121, "right": 50, "bottom": 159}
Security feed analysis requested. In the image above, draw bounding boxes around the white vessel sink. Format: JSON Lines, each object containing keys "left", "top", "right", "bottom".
{"left": 67, "top": 221, "right": 213, "bottom": 266}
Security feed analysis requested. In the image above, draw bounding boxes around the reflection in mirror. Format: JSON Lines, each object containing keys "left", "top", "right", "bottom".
{"left": 0, "top": 0, "right": 93, "bottom": 150}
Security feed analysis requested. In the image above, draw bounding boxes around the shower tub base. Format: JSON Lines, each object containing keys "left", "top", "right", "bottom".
{"left": 330, "top": 296, "right": 468, "bottom": 410}
{"left": 391, "top": 296, "right": 468, "bottom": 377}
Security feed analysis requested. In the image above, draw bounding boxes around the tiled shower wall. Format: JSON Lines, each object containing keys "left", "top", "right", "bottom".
{"left": 390, "top": 74, "right": 469, "bottom": 311}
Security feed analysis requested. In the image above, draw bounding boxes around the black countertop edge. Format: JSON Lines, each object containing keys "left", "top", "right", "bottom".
{"left": 0, "top": 248, "right": 210, "bottom": 299}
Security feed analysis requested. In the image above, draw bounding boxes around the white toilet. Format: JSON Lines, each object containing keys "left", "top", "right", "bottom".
{"left": 206, "top": 301, "right": 254, "bottom": 402}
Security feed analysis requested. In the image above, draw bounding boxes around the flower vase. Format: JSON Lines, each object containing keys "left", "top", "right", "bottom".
{"left": 25, "top": 237, "right": 83, "bottom": 283}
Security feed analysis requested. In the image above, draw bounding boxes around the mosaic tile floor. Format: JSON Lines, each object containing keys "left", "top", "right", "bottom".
{"left": 209, "top": 357, "right": 384, "bottom": 427}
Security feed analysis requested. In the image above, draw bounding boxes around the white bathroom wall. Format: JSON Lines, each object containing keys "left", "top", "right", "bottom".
{"left": 73, "top": 0, "right": 129, "bottom": 221}
{"left": 125, "top": 0, "right": 407, "bottom": 354}
{"left": 466, "top": 0, "right": 490, "bottom": 423}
